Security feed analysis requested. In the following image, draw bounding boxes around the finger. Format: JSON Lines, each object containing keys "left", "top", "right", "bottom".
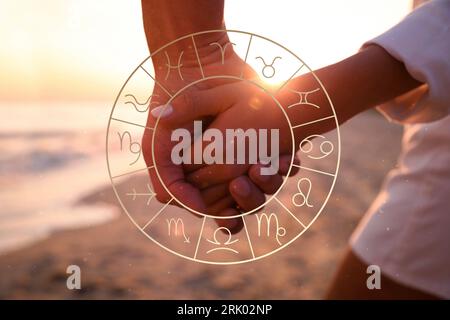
{"left": 206, "top": 195, "right": 235, "bottom": 215}
{"left": 142, "top": 129, "right": 172, "bottom": 204}
{"left": 150, "top": 83, "right": 248, "bottom": 126}
{"left": 214, "top": 208, "right": 244, "bottom": 234}
{"left": 185, "top": 154, "right": 296, "bottom": 191}
{"left": 201, "top": 183, "right": 230, "bottom": 206}
{"left": 187, "top": 163, "right": 249, "bottom": 189}
{"left": 229, "top": 176, "right": 266, "bottom": 213}
{"left": 168, "top": 180, "right": 207, "bottom": 214}
{"left": 248, "top": 165, "right": 283, "bottom": 195}
{"left": 145, "top": 147, "right": 208, "bottom": 213}
{"left": 142, "top": 120, "right": 209, "bottom": 214}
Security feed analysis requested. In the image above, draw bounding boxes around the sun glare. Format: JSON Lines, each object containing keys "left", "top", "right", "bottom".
{"left": 0, "top": 0, "right": 412, "bottom": 102}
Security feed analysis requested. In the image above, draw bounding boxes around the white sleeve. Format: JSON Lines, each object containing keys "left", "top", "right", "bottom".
{"left": 363, "top": 0, "right": 450, "bottom": 124}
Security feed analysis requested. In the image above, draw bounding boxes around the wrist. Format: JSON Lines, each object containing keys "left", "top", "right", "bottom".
{"left": 151, "top": 31, "right": 235, "bottom": 80}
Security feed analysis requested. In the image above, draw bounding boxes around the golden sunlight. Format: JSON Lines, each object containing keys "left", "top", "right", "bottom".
{"left": 0, "top": 0, "right": 412, "bottom": 102}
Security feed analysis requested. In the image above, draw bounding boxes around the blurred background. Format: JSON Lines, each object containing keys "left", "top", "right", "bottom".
{"left": 0, "top": 0, "right": 414, "bottom": 299}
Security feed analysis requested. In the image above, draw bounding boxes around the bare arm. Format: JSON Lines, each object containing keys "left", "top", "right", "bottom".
{"left": 142, "top": 0, "right": 225, "bottom": 51}
{"left": 282, "top": 44, "right": 422, "bottom": 136}
{"left": 141, "top": 0, "right": 229, "bottom": 72}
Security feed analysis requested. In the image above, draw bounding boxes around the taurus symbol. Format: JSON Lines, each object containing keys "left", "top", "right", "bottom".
{"left": 206, "top": 227, "right": 239, "bottom": 254}
{"left": 117, "top": 131, "right": 141, "bottom": 165}
{"left": 255, "top": 56, "right": 282, "bottom": 78}
{"left": 209, "top": 42, "right": 235, "bottom": 64}
{"left": 164, "top": 51, "right": 184, "bottom": 80}
{"left": 292, "top": 178, "right": 313, "bottom": 208}
{"left": 256, "top": 213, "right": 286, "bottom": 245}
{"left": 166, "top": 218, "right": 190, "bottom": 243}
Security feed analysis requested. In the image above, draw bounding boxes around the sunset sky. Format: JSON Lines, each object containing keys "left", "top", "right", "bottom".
{"left": 0, "top": 0, "right": 412, "bottom": 102}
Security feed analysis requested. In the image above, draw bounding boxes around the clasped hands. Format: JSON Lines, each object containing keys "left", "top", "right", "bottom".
{"left": 142, "top": 47, "right": 299, "bottom": 233}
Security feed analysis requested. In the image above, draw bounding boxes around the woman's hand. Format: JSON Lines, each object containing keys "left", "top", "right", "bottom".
{"left": 152, "top": 79, "right": 296, "bottom": 185}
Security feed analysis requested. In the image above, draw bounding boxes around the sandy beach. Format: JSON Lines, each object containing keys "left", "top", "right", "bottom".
{"left": 0, "top": 110, "right": 403, "bottom": 299}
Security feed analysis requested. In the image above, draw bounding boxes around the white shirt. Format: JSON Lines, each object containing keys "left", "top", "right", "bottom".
{"left": 350, "top": 0, "right": 450, "bottom": 298}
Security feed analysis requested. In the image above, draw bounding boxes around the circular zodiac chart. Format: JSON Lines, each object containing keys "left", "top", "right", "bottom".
{"left": 106, "top": 30, "right": 340, "bottom": 264}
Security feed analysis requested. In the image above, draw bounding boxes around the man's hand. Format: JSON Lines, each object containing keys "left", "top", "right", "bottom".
{"left": 142, "top": 36, "right": 249, "bottom": 209}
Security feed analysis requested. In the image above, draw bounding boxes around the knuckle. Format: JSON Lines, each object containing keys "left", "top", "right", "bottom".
{"left": 180, "top": 91, "right": 192, "bottom": 109}
{"left": 249, "top": 164, "right": 262, "bottom": 180}
{"left": 180, "top": 89, "right": 196, "bottom": 112}
{"left": 155, "top": 191, "right": 171, "bottom": 204}
{"left": 171, "top": 89, "right": 200, "bottom": 121}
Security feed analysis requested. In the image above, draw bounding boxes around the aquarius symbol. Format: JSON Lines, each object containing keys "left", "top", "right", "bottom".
{"left": 300, "top": 134, "right": 334, "bottom": 160}
{"left": 287, "top": 88, "right": 320, "bottom": 109}
{"left": 124, "top": 94, "right": 158, "bottom": 113}
{"left": 117, "top": 131, "right": 141, "bottom": 165}
{"left": 209, "top": 41, "right": 235, "bottom": 64}
{"left": 166, "top": 218, "right": 190, "bottom": 243}
{"left": 292, "top": 178, "right": 313, "bottom": 207}
{"left": 164, "top": 51, "right": 184, "bottom": 80}
{"left": 206, "top": 227, "right": 239, "bottom": 254}
{"left": 255, "top": 56, "right": 282, "bottom": 78}
{"left": 256, "top": 213, "right": 286, "bottom": 245}
{"left": 125, "top": 184, "right": 156, "bottom": 205}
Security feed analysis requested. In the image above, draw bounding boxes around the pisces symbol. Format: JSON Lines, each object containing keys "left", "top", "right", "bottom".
{"left": 164, "top": 51, "right": 184, "bottom": 80}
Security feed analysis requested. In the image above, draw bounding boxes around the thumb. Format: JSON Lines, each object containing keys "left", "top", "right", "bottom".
{"left": 150, "top": 82, "right": 244, "bottom": 126}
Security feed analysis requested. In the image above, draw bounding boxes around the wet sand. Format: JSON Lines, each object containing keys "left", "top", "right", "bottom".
{"left": 0, "top": 111, "right": 403, "bottom": 299}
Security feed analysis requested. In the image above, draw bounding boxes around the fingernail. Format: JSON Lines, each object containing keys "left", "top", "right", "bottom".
{"left": 151, "top": 104, "right": 173, "bottom": 118}
{"left": 233, "top": 177, "right": 251, "bottom": 197}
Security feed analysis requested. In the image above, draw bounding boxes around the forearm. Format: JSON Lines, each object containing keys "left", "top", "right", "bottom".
{"left": 142, "top": 0, "right": 228, "bottom": 69}
{"left": 283, "top": 45, "right": 422, "bottom": 140}
{"left": 319, "top": 44, "right": 422, "bottom": 122}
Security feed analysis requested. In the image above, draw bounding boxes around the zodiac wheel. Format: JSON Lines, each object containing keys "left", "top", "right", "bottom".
{"left": 106, "top": 30, "right": 340, "bottom": 265}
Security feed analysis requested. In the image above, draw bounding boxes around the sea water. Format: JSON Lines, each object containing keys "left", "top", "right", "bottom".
{"left": 0, "top": 102, "right": 119, "bottom": 254}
